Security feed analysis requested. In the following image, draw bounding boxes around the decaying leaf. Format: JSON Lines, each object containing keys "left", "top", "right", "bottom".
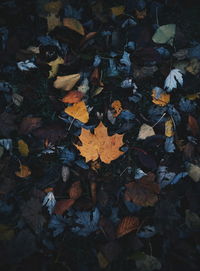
{"left": 69, "top": 181, "right": 82, "bottom": 200}
{"left": 48, "top": 56, "right": 64, "bottom": 78}
{"left": 75, "top": 122, "right": 124, "bottom": 164}
{"left": 188, "top": 115, "right": 200, "bottom": 136}
{"left": 111, "top": 6, "right": 125, "bottom": 16}
{"left": 63, "top": 18, "right": 85, "bottom": 36}
{"left": 152, "top": 89, "right": 170, "bottom": 106}
{"left": 117, "top": 216, "right": 140, "bottom": 238}
{"left": 18, "top": 139, "right": 29, "bottom": 157}
{"left": 47, "top": 13, "right": 62, "bottom": 32}
{"left": 137, "top": 124, "right": 155, "bottom": 140}
{"left": 44, "top": 0, "right": 62, "bottom": 13}
{"left": 12, "top": 93, "right": 23, "bottom": 106}
{"left": 134, "top": 252, "right": 162, "bottom": 271}
{"left": 186, "top": 58, "right": 200, "bottom": 75}
{"left": 19, "top": 117, "right": 42, "bottom": 135}
{"left": 61, "top": 90, "right": 84, "bottom": 103}
{"left": 165, "top": 119, "right": 174, "bottom": 137}
{"left": 187, "top": 163, "right": 200, "bottom": 182}
{"left": 54, "top": 199, "right": 75, "bottom": 215}
{"left": 54, "top": 73, "right": 80, "bottom": 91}
{"left": 97, "top": 251, "right": 109, "bottom": 269}
{"left": 125, "top": 173, "right": 160, "bottom": 207}
{"left": 111, "top": 100, "right": 123, "bottom": 117}
{"left": 152, "top": 24, "right": 176, "bottom": 46}
{"left": 135, "top": 9, "right": 147, "bottom": 20}
{"left": 15, "top": 164, "right": 31, "bottom": 178}
{"left": 65, "top": 101, "right": 89, "bottom": 123}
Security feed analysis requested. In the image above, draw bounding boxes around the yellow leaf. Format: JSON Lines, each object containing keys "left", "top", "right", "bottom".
{"left": 111, "top": 100, "right": 122, "bottom": 117}
{"left": 15, "top": 165, "right": 31, "bottom": 178}
{"left": 63, "top": 18, "right": 85, "bottom": 36}
{"left": 111, "top": 6, "right": 125, "bottom": 16}
{"left": 18, "top": 139, "right": 29, "bottom": 157}
{"left": 165, "top": 119, "right": 174, "bottom": 137}
{"left": 65, "top": 101, "right": 89, "bottom": 123}
{"left": 97, "top": 252, "right": 109, "bottom": 269}
{"left": 186, "top": 93, "right": 200, "bottom": 100}
{"left": 47, "top": 12, "right": 62, "bottom": 32}
{"left": 54, "top": 73, "right": 81, "bottom": 90}
{"left": 48, "top": 56, "right": 64, "bottom": 78}
{"left": 44, "top": 1, "right": 62, "bottom": 13}
{"left": 152, "top": 90, "right": 170, "bottom": 106}
{"left": 75, "top": 122, "right": 124, "bottom": 164}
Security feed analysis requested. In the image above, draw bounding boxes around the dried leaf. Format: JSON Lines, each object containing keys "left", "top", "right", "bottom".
{"left": 135, "top": 252, "right": 161, "bottom": 271}
{"left": 63, "top": 18, "right": 85, "bottom": 36}
{"left": 187, "top": 163, "right": 200, "bottom": 182}
{"left": 54, "top": 73, "right": 80, "bottom": 90}
{"left": 137, "top": 124, "right": 155, "bottom": 140}
{"left": 47, "top": 13, "right": 62, "bottom": 32}
{"left": 111, "top": 100, "right": 123, "bottom": 117}
{"left": 12, "top": 93, "right": 23, "bottom": 106}
{"left": 117, "top": 216, "right": 140, "bottom": 238}
{"left": 125, "top": 173, "right": 160, "bottom": 207}
{"left": 19, "top": 117, "right": 42, "bottom": 135}
{"left": 152, "top": 89, "right": 170, "bottom": 106}
{"left": 97, "top": 252, "right": 109, "bottom": 269}
{"left": 75, "top": 122, "right": 124, "bottom": 164}
{"left": 188, "top": 115, "right": 200, "bottom": 136}
{"left": 90, "top": 182, "right": 97, "bottom": 204}
{"left": 61, "top": 166, "right": 70, "bottom": 182}
{"left": 54, "top": 199, "right": 75, "bottom": 215}
{"left": 111, "top": 6, "right": 125, "bottom": 16}
{"left": 15, "top": 165, "right": 31, "bottom": 178}
{"left": 152, "top": 24, "right": 176, "bottom": 46}
{"left": 61, "top": 90, "right": 83, "bottom": 103}
{"left": 165, "top": 119, "right": 174, "bottom": 137}
{"left": 44, "top": 1, "right": 62, "bottom": 13}
{"left": 42, "top": 192, "right": 56, "bottom": 215}
{"left": 186, "top": 58, "right": 200, "bottom": 75}
{"left": 18, "top": 139, "right": 29, "bottom": 157}
{"left": 135, "top": 9, "right": 147, "bottom": 19}
{"left": 48, "top": 56, "right": 64, "bottom": 78}
{"left": 69, "top": 181, "right": 82, "bottom": 200}
{"left": 164, "top": 69, "right": 183, "bottom": 92}
{"left": 64, "top": 101, "right": 89, "bottom": 123}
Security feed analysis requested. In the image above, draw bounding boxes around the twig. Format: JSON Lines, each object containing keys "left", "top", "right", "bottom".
{"left": 152, "top": 113, "right": 167, "bottom": 128}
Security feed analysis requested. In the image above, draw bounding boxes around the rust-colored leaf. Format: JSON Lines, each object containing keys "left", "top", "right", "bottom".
{"left": 125, "top": 173, "right": 160, "bottom": 207}
{"left": 61, "top": 90, "right": 84, "bottom": 104}
{"left": 135, "top": 9, "right": 147, "bottom": 19}
{"left": 117, "top": 216, "right": 140, "bottom": 238}
{"left": 68, "top": 181, "right": 82, "bottom": 200}
{"left": 111, "top": 100, "right": 123, "bottom": 117}
{"left": 54, "top": 199, "right": 75, "bottom": 215}
{"left": 75, "top": 122, "right": 124, "bottom": 164}
{"left": 188, "top": 115, "right": 200, "bottom": 136}
{"left": 15, "top": 165, "right": 31, "bottom": 178}
{"left": 64, "top": 101, "right": 89, "bottom": 123}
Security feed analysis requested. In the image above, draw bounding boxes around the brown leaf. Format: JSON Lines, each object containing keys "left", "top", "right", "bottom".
{"left": 117, "top": 216, "right": 140, "bottom": 238}
{"left": 0, "top": 112, "right": 17, "bottom": 137}
{"left": 69, "top": 181, "right": 82, "bottom": 200}
{"left": 19, "top": 117, "right": 42, "bottom": 135}
{"left": 188, "top": 115, "right": 200, "bottom": 136}
{"left": 61, "top": 90, "right": 84, "bottom": 104}
{"left": 32, "top": 122, "right": 67, "bottom": 143}
{"left": 54, "top": 74, "right": 81, "bottom": 91}
{"left": 54, "top": 199, "right": 75, "bottom": 215}
{"left": 15, "top": 165, "right": 31, "bottom": 178}
{"left": 75, "top": 122, "right": 124, "bottom": 164}
{"left": 125, "top": 173, "right": 160, "bottom": 207}
{"left": 90, "top": 182, "right": 97, "bottom": 204}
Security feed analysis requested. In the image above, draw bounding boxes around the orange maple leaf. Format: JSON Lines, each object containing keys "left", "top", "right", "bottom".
{"left": 75, "top": 122, "right": 124, "bottom": 164}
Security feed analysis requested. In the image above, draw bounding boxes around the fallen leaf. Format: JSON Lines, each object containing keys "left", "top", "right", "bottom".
{"left": 97, "top": 251, "right": 109, "bottom": 269}
{"left": 111, "top": 6, "right": 125, "bottom": 16}
{"left": 19, "top": 117, "right": 42, "bottom": 135}
{"left": 63, "top": 18, "right": 85, "bottom": 36}
{"left": 164, "top": 69, "right": 183, "bottom": 92}
{"left": 64, "top": 101, "right": 89, "bottom": 123}
{"left": 18, "top": 139, "right": 29, "bottom": 157}
{"left": 44, "top": 0, "right": 62, "bottom": 13}
{"left": 152, "top": 24, "right": 176, "bottom": 46}
{"left": 125, "top": 173, "right": 160, "bottom": 207}
{"left": 165, "top": 118, "right": 174, "bottom": 137}
{"left": 90, "top": 182, "right": 97, "bottom": 204}
{"left": 61, "top": 90, "right": 83, "bottom": 103}
{"left": 54, "top": 73, "right": 80, "bottom": 90}
{"left": 42, "top": 192, "right": 56, "bottom": 215}
{"left": 134, "top": 252, "right": 161, "bottom": 271}
{"left": 187, "top": 163, "right": 200, "bottom": 182}
{"left": 111, "top": 100, "right": 123, "bottom": 117}
{"left": 137, "top": 124, "right": 155, "bottom": 140}
{"left": 188, "top": 115, "right": 200, "bottom": 136}
{"left": 47, "top": 12, "right": 62, "bottom": 32}
{"left": 48, "top": 56, "right": 64, "bottom": 78}
{"left": 62, "top": 166, "right": 70, "bottom": 182}
{"left": 186, "top": 58, "right": 200, "bottom": 75}
{"left": 12, "top": 93, "right": 23, "bottom": 106}
{"left": 0, "top": 112, "right": 17, "bottom": 137}
{"left": 152, "top": 89, "right": 170, "bottom": 106}
{"left": 54, "top": 199, "right": 75, "bottom": 215}
{"left": 75, "top": 122, "right": 124, "bottom": 164}
{"left": 15, "top": 164, "right": 31, "bottom": 178}
{"left": 69, "top": 181, "right": 82, "bottom": 200}
{"left": 117, "top": 216, "right": 140, "bottom": 238}
{"left": 135, "top": 9, "right": 147, "bottom": 19}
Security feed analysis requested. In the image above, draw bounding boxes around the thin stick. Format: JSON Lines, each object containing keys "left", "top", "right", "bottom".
{"left": 152, "top": 113, "right": 166, "bottom": 128}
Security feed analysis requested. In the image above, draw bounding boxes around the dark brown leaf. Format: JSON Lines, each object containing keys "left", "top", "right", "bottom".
{"left": 19, "top": 117, "right": 42, "bottom": 135}
{"left": 188, "top": 115, "right": 200, "bottom": 136}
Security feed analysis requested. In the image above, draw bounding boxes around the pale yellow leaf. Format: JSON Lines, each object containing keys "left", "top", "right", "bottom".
{"left": 54, "top": 73, "right": 80, "bottom": 90}
{"left": 137, "top": 124, "right": 155, "bottom": 140}
{"left": 48, "top": 56, "right": 64, "bottom": 78}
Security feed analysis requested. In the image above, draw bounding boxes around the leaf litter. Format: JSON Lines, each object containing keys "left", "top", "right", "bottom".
{"left": 0, "top": 0, "right": 200, "bottom": 270}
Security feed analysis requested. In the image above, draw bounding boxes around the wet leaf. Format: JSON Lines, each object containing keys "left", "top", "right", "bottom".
{"left": 117, "top": 216, "right": 140, "bottom": 238}
{"left": 152, "top": 89, "right": 170, "bottom": 106}
{"left": 152, "top": 24, "right": 176, "bottom": 46}
{"left": 75, "top": 122, "right": 124, "bottom": 164}
{"left": 65, "top": 101, "right": 89, "bottom": 123}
